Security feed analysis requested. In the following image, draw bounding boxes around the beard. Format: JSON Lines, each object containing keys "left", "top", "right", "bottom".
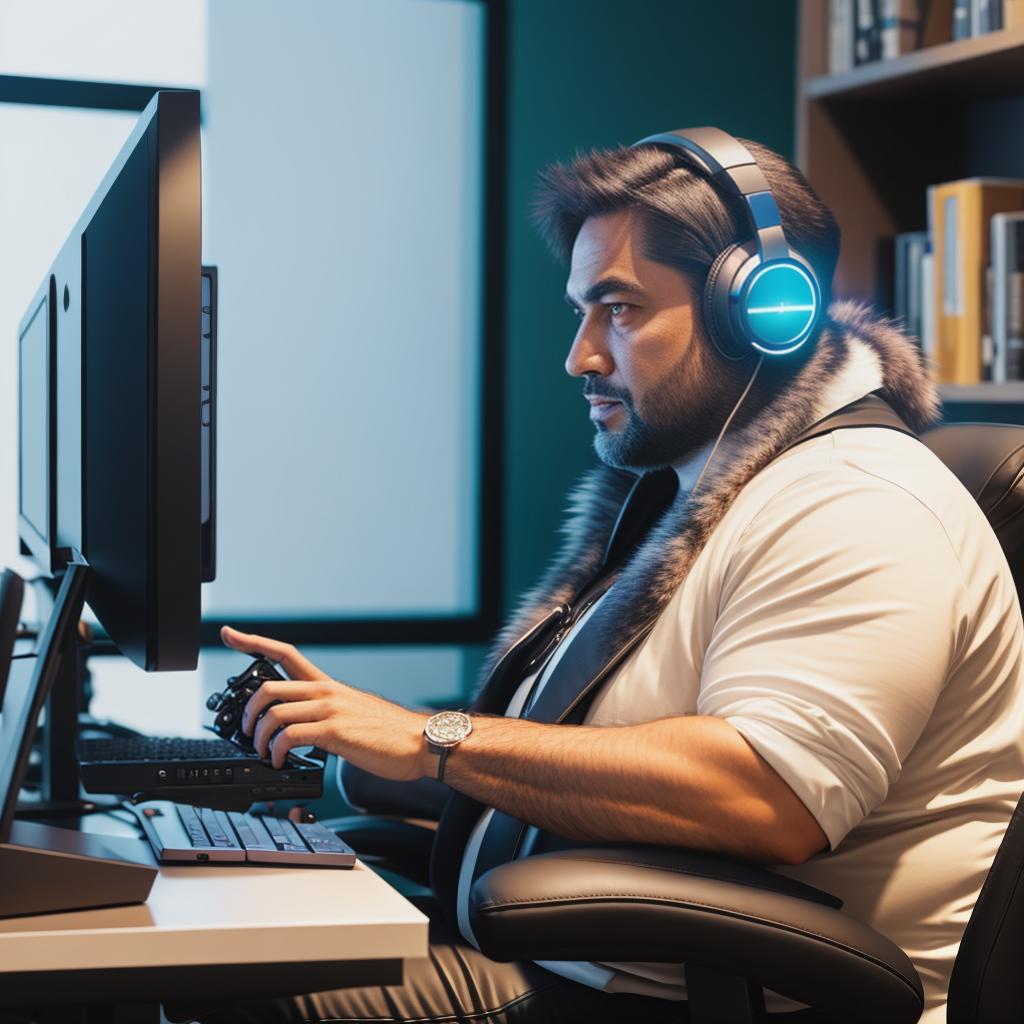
{"left": 589, "top": 343, "right": 744, "bottom": 472}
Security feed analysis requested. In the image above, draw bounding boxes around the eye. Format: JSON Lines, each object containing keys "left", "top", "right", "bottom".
{"left": 608, "top": 302, "right": 636, "bottom": 318}
{"left": 570, "top": 302, "right": 634, "bottom": 322}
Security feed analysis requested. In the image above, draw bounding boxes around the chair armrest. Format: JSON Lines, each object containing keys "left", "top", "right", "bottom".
{"left": 320, "top": 815, "right": 435, "bottom": 886}
{"left": 339, "top": 760, "right": 449, "bottom": 820}
{"left": 469, "top": 845, "right": 923, "bottom": 1023}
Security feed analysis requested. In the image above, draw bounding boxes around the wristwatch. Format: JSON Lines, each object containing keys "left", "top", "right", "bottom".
{"left": 423, "top": 710, "right": 473, "bottom": 784}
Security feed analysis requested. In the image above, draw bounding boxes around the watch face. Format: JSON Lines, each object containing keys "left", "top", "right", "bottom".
{"left": 425, "top": 710, "right": 472, "bottom": 746}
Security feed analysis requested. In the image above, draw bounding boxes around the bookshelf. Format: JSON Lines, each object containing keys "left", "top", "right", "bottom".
{"left": 796, "top": 2, "right": 1024, "bottom": 414}
{"left": 806, "top": 24, "right": 1024, "bottom": 102}
{"left": 940, "top": 382, "right": 1024, "bottom": 402}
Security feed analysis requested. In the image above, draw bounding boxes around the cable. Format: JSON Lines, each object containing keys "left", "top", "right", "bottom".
{"left": 689, "top": 354, "right": 764, "bottom": 500}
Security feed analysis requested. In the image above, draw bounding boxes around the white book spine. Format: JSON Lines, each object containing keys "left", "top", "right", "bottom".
{"left": 1010, "top": 272, "right": 1024, "bottom": 381}
{"left": 992, "top": 216, "right": 1008, "bottom": 383}
{"left": 881, "top": 0, "right": 898, "bottom": 58}
{"left": 831, "top": 0, "right": 854, "bottom": 71}
{"left": 921, "top": 251, "right": 937, "bottom": 365}
{"left": 855, "top": 0, "right": 875, "bottom": 62}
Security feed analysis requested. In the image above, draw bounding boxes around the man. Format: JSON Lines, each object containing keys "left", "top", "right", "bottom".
{"left": 198, "top": 134, "right": 1024, "bottom": 1023}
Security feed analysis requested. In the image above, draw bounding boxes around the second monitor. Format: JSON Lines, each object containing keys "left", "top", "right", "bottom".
{"left": 17, "top": 89, "right": 211, "bottom": 672}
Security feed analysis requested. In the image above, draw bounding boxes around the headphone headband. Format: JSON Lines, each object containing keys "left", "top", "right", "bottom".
{"left": 631, "top": 127, "right": 788, "bottom": 263}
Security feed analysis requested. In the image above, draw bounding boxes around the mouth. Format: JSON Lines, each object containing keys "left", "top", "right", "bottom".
{"left": 587, "top": 397, "right": 623, "bottom": 423}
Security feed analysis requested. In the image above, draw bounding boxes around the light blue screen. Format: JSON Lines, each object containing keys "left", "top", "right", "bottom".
{"left": 201, "top": 0, "right": 485, "bottom": 621}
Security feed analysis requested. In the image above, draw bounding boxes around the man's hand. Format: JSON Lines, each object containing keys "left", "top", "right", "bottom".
{"left": 220, "top": 626, "right": 429, "bottom": 778}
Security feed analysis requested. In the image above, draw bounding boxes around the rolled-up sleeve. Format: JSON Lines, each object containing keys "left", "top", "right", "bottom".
{"left": 697, "top": 469, "right": 966, "bottom": 850}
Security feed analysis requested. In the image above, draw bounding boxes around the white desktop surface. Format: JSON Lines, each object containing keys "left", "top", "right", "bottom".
{"left": 0, "top": 857, "right": 429, "bottom": 973}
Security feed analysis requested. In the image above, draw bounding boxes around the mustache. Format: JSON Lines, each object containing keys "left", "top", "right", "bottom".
{"left": 583, "top": 380, "right": 632, "bottom": 404}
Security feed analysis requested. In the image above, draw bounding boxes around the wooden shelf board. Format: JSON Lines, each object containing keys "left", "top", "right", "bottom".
{"left": 939, "top": 383, "right": 1024, "bottom": 403}
{"left": 806, "top": 27, "right": 1024, "bottom": 102}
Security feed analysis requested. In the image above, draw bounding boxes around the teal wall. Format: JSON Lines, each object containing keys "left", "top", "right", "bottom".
{"left": 499, "top": 0, "right": 799, "bottom": 612}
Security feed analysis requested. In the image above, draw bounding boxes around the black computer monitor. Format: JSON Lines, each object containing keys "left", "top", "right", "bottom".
{"left": 17, "top": 89, "right": 207, "bottom": 672}
{"left": 0, "top": 563, "right": 86, "bottom": 841}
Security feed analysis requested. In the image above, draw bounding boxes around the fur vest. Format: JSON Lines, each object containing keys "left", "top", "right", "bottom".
{"left": 479, "top": 300, "right": 943, "bottom": 683}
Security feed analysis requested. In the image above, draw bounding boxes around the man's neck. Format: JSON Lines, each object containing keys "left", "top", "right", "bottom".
{"left": 671, "top": 437, "right": 717, "bottom": 493}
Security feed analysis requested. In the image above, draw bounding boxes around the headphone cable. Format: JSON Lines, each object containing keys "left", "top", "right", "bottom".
{"left": 689, "top": 354, "right": 764, "bottom": 500}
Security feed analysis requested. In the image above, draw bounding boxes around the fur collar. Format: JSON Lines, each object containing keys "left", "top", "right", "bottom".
{"left": 479, "top": 301, "right": 942, "bottom": 684}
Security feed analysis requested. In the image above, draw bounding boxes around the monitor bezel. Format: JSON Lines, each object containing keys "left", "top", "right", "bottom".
{"left": 16, "top": 277, "right": 58, "bottom": 575}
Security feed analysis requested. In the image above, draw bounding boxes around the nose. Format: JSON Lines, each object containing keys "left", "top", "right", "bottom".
{"left": 565, "top": 317, "right": 613, "bottom": 379}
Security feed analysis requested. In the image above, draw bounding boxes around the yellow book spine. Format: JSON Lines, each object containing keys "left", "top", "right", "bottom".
{"left": 930, "top": 181, "right": 1024, "bottom": 384}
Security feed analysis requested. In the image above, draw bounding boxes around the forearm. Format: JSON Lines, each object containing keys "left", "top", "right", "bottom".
{"left": 222, "top": 629, "right": 826, "bottom": 865}
{"left": 437, "top": 714, "right": 826, "bottom": 865}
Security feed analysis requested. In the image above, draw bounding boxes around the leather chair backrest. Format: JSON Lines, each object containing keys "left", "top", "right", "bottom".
{"left": 921, "top": 422, "right": 1024, "bottom": 1024}
{"left": 923, "top": 423, "right": 1024, "bottom": 601}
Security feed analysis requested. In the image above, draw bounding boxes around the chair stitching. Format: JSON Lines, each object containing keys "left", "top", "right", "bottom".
{"left": 428, "top": 946, "right": 473, "bottom": 1024}
{"left": 533, "top": 855, "right": 835, "bottom": 901}
{"left": 311, "top": 981, "right": 563, "bottom": 1023}
{"left": 451, "top": 943, "right": 487, "bottom": 1021}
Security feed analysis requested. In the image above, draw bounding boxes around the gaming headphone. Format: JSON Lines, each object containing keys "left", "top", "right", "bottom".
{"left": 630, "top": 126, "right": 824, "bottom": 362}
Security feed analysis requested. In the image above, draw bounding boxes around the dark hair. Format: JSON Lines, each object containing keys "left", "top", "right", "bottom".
{"left": 531, "top": 137, "right": 840, "bottom": 304}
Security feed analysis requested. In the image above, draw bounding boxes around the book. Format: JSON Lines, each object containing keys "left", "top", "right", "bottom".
{"left": 990, "top": 212, "right": 1024, "bottom": 382}
{"left": 920, "top": 0, "right": 957, "bottom": 44}
{"left": 977, "top": 0, "right": 992, "bottom": 33}
{"left": 953, "top": 0, "right": 972, "bottom": 37}
{"left": 855, "top": 0, "right": 882, "bottom": 61}
{"left": 880, "top": 0, "right": 925, "bottom": 56}
{"left": 927, "top": 178, "right": 1024, "bottom": 383}
{"left": 983, "top": 264, "right": 994, "bottom": 378}
{"left": 830, "top": 0, "right": 855, "bottom": 72}
{"left": 1006, "top": 0, "right": 1024, "bottom": 27}
{"left": 921, "top": 250, "right": 937, "bottom": 367}
{"left": 975, "top": 0, "right": 1006, "bottom": 31}
{"left": 895, "top": 231, "right": 930, "bottom": 345}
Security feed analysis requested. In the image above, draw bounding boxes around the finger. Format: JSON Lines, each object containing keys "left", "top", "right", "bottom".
{"left": 241, "top": 679, "right": 321, "bottom": 736}
{"left": 252, "top": 699, "right": 326, "bottom": 759}
{"left": 268, "top": 722, "right": 322, "bottom": 770}
{"left": 220, "top": 626, "right": 331, "bottom": 681}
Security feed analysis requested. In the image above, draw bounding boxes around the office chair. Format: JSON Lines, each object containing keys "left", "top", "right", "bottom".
{"left": 327, "top": 420, "right": 1024, "bottom": 1023}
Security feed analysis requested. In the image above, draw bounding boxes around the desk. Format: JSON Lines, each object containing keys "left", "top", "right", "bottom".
{"left": 0, "top": 841, "right": 429, "bottom": 1012}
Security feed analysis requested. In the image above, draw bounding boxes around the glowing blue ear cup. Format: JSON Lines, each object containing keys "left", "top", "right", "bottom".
{"left": 741, "top": 260, "right": 820, "bottom": 354}
{"left": 703, "top": 241, "right": 822, "bottom": 360}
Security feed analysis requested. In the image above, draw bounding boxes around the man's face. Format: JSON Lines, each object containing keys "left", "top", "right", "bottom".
{"left": 564, "top": 209, "right": 734, "bottom": 471}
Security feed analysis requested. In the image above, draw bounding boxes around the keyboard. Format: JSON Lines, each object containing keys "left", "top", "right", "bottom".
{"left": 77, "top": 735, "right": 325, "bottom": 805}
{"left": 80, "top": 737, "right": 253, "bottom": 762}
{"left": 132, "top": 800, "right": 357, "bottom": 867}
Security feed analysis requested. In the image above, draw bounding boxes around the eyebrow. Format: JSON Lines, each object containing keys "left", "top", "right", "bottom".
{"left": 564, "top": 276, "right": 646, "bottom": 308}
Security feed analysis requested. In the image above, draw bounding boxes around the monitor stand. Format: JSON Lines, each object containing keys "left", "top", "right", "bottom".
{"left": 13, "top": 576, "right": 122, "bottom": 821}
{"left": 0, "top": 819, "right": 156, "bottom": 917}
{"left": 0, "top": 561, "right": 157, "bottom": 918}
